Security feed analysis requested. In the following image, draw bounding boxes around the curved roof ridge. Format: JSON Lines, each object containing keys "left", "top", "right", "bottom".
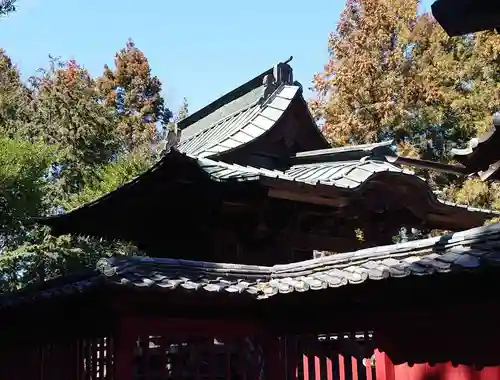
{"left": 178, "top": 85, "right": 301, "bottom": 158}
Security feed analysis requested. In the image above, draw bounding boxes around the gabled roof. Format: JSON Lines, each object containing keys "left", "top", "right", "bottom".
{"left": 4, "top": 222, "right": 500, "bottom": 307}
{"left": 37, "top": 148, "right": 496, "bottom": 240}
{"left": 175, "top": 59, "right": 329, "bottom": 159}
{"left": 178, "top": 85, "right": 301, "bottom": 158}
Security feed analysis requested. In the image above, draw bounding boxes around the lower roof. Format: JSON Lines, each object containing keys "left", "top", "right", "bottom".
{"left": 2, "top": 222, "right": 500, "bottom": 307}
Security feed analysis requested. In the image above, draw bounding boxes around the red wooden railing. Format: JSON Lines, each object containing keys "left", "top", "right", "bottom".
{"left": 288, "top": 332, "right": 376, "bottom": 380}
{"left": 131, "top": 331, "right": 376, "bottom": 380}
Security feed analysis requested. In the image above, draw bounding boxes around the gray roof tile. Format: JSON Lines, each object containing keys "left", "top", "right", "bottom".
{"left": 178, "top": 85, "right": 300, "bottom": 158}
{"left": 5, "top": 222, "right": 500, "bottom": 306}
{"left": 36, "top": 148, "right": 497, "bottom": 239}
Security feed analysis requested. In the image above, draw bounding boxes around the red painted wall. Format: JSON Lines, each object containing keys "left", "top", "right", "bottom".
{"left": 377, "top": 351, "right": 500, "bottom": 380}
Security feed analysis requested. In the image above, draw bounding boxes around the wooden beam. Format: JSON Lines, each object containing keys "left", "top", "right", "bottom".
{"left": 387, "top": 155, "right": 468, "bottom": 175}
{"left": 267, "top": 188, "right": 349, "bottom": 207}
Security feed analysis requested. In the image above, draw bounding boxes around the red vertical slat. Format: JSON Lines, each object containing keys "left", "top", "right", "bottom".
{"left": 351, "top": 333, "right": 359, "bottom": 380}
{"left": 325, "top": 334, "right": 333, "bottom": 380}
{"left": 364, "top": 331, "right": 373, "bottom": 380}
{"left": 303, "top": 353, "right": 310, "bottom": 380}
{"left": 326, "top": 355, "right": 333, "bottom": 380}
{"left": 351, "top": 355, "right": 359, "bottom": 380}
{"left": 314, "top": 355, "right": 321, "bottom": 380}
{"left": 338, "top": 334, "right": 346, "bottom": 380}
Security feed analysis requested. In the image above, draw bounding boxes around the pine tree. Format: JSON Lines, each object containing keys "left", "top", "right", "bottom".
{"left": 0, "top": 49, "right": 32, "bottom": 136}
{"left": 97, "top": 39, "right": 172, "bottom": 152}
{"left": 30, "top": 57, "right": 121, "bottom": 195}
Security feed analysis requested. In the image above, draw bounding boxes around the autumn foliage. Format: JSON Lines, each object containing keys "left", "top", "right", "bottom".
{"left": 311, "top": 0, "right": 500, "bottom": 215}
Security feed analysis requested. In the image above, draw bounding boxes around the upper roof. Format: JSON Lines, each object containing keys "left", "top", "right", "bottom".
{"left": 178, "top": 68, "right": 273, "bottom": 138}
{"left": 178, "top": 85, "right": 301, "bottom": 158}
{"left": 4, "top": 221, "right": 500, "bottom": 307}
{"left": 173, "top": 59, "right": 329, "bottom": 160}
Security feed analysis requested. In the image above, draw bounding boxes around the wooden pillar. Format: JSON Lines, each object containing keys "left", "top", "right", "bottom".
{"left": 114, "top": 318, "right": 136, "bottom": 380}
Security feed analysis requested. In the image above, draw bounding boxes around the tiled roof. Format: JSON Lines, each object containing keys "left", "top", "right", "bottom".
{"left": 4, "top": 222, "right": 500, "bottom": 307}
{"left": 178, "top": 85, "right": 300, "bottom": 158}
{"left": 36, "top": 149, "right": 497, "bottom": 235}
{"left": 197, "top": 155, "right": 411, "bottom": 189}
{"left": 178, "top": 68, "right": 273, "bottom": 139}
{"left": 451, "top": 126, "right": 500, "bottom": 181}
{"left": 194, "top": 155, "right": 496, "bottom": 216}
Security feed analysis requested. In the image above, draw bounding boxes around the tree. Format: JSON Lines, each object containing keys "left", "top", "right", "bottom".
{"left": 0, "top": 49, "right": 32, "bottom": 136}
{"left": 29, "top": 57, "right": 121, "bottom": 195}
{"left": 0, "top": 0, "right": 15, "bottom": 17}
{"left": 176, "top": 97, "right": 189, "bottom": 122}
{"left": 0, "top": 136, "right": 55, "bottom": 250}
{"left": 97, "top": 39, "right": 172, "bottom": 152}
{"left": 0, "top": 46, "right": 160, "bottom": 291}
{"left": 311, "top": 0, "right": 500, "bottom": 232}
{"left": 63, "top": 149, "right": 153, "bottom": 209}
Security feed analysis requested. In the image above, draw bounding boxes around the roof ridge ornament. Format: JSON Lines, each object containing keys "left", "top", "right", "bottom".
{"left": 261, "top": 56, "right": 295, "bottom": 103}
{"left": 158, "top": 124, "right": 182, "bottom": 159}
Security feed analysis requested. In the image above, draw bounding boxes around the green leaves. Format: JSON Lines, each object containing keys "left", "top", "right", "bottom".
{"left": 0, "top": 43, "right": 170, "bottom": 291}
{"left": 63, "top": 150, "right": 153, "bottom": 211}
{"left": 0, "top": 137, "right": 56, "bottom": 248}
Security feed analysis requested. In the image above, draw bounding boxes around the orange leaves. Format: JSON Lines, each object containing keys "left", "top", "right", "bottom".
{"left": 95, "top": 39, "right": 168, "bottom": 152}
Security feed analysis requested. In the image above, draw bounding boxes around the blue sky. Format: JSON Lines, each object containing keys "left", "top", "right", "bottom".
{"left": 0, "top": 0, "right": 432, "bottom": 114}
